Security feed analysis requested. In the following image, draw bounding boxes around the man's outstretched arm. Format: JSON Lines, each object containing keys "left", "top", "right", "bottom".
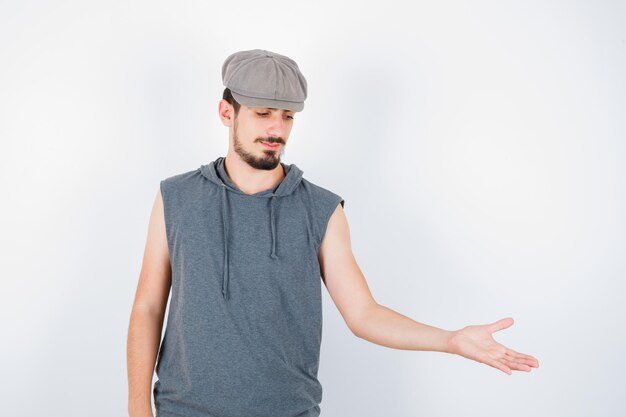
{"left": 318, "top": 204, "right": 540, "bottom": 375}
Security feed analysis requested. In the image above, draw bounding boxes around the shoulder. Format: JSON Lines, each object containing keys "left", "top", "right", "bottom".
{"left": 297, "top": 177, "right": 345, "bottom": 250}
{"left": 299, "top": 177, "right": 345, "bottom": 208}
{"left": 160, "top": 168, "right": 204, "bottom": 195}
{"left": 160, "top": 168, "right": 202, "bottom": 186}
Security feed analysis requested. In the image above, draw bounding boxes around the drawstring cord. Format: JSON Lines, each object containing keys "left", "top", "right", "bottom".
{"left": 269, "top": 194, "right": 278, "bottom": 260}
{"left": 220, "top": 184, "right": 230, "bottom": 300}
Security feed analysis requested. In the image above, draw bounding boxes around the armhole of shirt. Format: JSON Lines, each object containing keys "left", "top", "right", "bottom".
{"left": 159, "top": 179, "right": 173, "bottom": 260}
{"left": 316, "top": 195, "right": 345, "bottom": 255}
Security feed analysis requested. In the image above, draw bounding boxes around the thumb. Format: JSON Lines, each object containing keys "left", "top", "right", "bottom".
{"left": 487, "top": 317, "right": 514, "bottom": 334}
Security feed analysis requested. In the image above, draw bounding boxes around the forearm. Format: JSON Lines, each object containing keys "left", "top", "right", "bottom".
{"left": 352, "top": 303, "right": 454, "bottom": 353}
{"left": 127, "top": 307, "right": 164, "bottom": 417}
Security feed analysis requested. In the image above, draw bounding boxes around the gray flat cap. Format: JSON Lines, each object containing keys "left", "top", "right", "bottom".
{"left": 222, "top": 49, "right": 308, "bottom": 112}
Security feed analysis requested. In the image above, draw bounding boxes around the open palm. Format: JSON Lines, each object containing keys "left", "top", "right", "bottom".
{"left": 447, "top": 317, "right": 540, "bottom": 375}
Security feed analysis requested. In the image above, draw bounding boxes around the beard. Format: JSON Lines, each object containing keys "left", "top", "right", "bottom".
{"left": 232, "top": 118, "right": 285, "bottom": 170}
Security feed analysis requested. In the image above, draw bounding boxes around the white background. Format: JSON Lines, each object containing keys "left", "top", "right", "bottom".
{"left": 1, "top": 1, "right": 625, "bottom": 416}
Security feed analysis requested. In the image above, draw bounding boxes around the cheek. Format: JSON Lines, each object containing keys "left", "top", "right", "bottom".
{"left": 239, "top": 124, "right": 260, "bottom": 141}
{"left": 250, "top": 121, "right": 268, "bottom": 136}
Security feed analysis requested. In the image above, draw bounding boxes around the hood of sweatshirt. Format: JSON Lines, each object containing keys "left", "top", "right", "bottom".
{"left": 199, "top": 156, "right": 304, "bottom": 301}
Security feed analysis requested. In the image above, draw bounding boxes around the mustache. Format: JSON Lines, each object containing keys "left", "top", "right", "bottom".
{"left": 258, "top": 137, "right": 284, "bottom": 144}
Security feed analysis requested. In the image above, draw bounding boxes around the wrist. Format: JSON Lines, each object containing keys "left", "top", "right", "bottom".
{"left": 128, "top": 402, "right": 154, "bottom": 417}
{"left": 442, "top": 329, "right": 458, "bottom": 355}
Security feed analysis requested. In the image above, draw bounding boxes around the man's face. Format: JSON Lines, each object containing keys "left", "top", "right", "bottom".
{"left": 231, "top": 105, "right": 295, "bottom": 170}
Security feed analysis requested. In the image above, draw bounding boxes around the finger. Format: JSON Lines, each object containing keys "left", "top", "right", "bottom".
{"left": 505, "top": 349, "right": 540, "bottom": 366}
{"left": 491, "top": 360, "right": 512, "bottom": 375}
{"left": 488, "top": 317, "right": 514, "bottom": 334}
{"left": 504, "top": 354, "right": 533, "bottom": 368}
{"left": 481, "top": 354, "right": 512, "bottom": 375}
{"left": 502, "top": 351, "right": 535, "bottom": 369}
{"left": 506, "top": 362, "right": 532, "bottom": 372}
{"left": 487, "top": 352, "right": 531, "bottom": 373}
{"left": 501, "top": 358, "right": 533, "bottom": 372}
{"left": 515, "top": 355, "right": 540, "bottom": 367}
{"left": 498, "top": 345, "right": 539, "bottom": 364}
{"left": 521, "top": 353, "right": 540, "bottom": 366}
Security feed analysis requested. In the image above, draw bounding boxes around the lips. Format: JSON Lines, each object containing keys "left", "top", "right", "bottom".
{"left": 260, "top": 141, "right": 281, "bottom": 149}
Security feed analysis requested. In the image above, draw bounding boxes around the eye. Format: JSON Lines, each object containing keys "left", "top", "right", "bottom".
{"left": 256, "top": 112, "right": 269, "bottom": 116}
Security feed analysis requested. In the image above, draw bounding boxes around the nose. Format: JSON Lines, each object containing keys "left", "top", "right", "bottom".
{"left": 266, "top": 115, "right": 285, "bottom": 138}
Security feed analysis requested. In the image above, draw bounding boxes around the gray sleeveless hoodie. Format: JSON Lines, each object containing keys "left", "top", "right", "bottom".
{"left": 153, "top": 156, "right": 344, "bottom": 417}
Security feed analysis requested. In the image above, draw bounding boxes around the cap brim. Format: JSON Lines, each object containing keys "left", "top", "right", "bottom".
{"left": 231, "top": 91, "right": 304, "bottom": 112}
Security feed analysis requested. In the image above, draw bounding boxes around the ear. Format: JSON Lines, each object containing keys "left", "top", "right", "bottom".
{"left": 218, "top": 99, "right": 234, "bottom": 127}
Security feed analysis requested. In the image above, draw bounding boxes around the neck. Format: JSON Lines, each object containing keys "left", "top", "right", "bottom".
{"left": 223, "top": 154, "right": 286, "bottom": 195}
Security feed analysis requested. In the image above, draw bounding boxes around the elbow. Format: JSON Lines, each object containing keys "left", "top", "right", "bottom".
{"left": 347, "top": 302, "right": 379, "bottom": 339}
{"left": 348, "top": 322, "right": 362, "bottom": 338}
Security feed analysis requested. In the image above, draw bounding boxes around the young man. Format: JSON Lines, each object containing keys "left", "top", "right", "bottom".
{"left": 127, "top": 49, "right": 540, "bottom": 417}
